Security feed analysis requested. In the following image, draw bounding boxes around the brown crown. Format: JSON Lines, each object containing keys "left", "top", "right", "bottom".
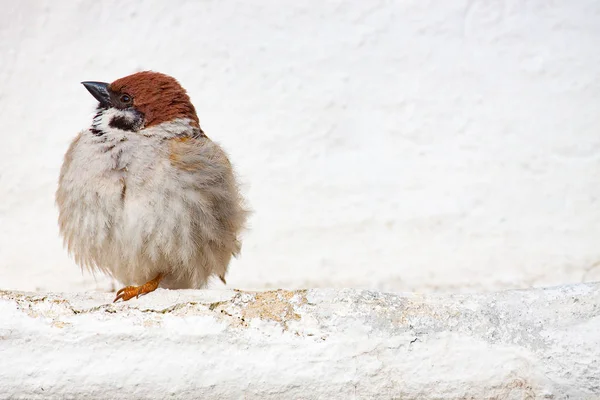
{"left": 109, "top": 71, "right": 200, "bottom": 128}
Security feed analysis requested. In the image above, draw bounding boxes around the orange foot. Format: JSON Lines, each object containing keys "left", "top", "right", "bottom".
{"left": 113, "top": 273, "right": 164, "bottom": 303}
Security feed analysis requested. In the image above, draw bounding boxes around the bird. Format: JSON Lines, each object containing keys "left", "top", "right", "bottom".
{"left": 56, "top": 71, "right": 248, "bottom": 302}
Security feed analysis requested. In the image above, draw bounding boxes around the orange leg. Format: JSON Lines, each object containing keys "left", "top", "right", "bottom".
{"left": 113, "top": 273, "right": 164, "bottom": 303}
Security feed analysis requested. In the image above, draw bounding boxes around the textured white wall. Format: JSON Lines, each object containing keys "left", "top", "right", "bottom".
{"left": 1, "top": 0, "right": 599, "bottom": 293}
{"left": 2, "top": 284, "right": 599, "bottom": 399}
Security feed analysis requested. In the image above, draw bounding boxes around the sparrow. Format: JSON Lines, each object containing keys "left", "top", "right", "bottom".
{"left": 56, "top": 71, "right": 248, "bottom": 302}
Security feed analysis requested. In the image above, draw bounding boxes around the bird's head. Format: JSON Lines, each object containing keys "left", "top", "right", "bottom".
{"left": 82, "top": 71, "right": 201, "bottom": 137}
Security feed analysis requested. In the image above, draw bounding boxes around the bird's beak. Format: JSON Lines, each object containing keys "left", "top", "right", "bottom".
{"left": 81, "top": 81, "right": 111, "bottom": 107}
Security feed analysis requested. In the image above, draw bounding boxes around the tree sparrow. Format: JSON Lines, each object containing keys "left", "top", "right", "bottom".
{"left": 56, "top": 71, "right": 248, "bottom": 302}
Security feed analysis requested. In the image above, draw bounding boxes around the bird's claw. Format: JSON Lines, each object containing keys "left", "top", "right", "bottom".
{"left": 113, "top": 286, "right": 140, "bottom": 303}
{"left": 113, "top": 273, "right": 164, "bottom": 303}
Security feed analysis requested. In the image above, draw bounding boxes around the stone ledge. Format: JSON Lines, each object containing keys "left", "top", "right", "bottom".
{"left": 0, "top": 283, "right": 598, "bottom": 399}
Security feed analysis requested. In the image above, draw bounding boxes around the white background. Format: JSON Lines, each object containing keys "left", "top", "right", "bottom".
{"left": 1, "top": 0, "right": 599, "bottom": 293}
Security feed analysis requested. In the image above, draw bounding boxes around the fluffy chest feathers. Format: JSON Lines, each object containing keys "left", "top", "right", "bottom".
{"left": 71, "top": 130, "right": 173, "bottom": 241}
{"left": 56, "top": 119, "right": 246, "bottom": 288}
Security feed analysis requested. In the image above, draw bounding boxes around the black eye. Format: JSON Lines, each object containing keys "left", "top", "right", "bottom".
{"left": 120, "top": 94, "right": 132, "bottom": 104}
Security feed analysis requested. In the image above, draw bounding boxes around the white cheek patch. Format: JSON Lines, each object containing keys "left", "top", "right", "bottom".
{"left": 90, "top": 107, "right": 197, "bottom": 141}
{"left": 92, "top": 108, "right": 143, "bottom": 136}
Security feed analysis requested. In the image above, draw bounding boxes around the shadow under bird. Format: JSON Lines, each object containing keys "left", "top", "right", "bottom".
{"left": 56, "top": 71, "right": 248, "bottom": 302}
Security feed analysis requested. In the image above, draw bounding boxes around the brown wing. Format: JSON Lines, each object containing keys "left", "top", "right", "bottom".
{"left": 168, "top": 136, "right": 249, "bottom": 258}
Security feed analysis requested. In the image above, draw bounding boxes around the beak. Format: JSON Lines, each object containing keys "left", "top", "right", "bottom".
{"left": 81, "top": 81, "right": 111, "bottom": 107}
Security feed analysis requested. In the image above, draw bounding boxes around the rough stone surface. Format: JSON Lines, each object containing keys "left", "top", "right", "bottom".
{"left": 0, "top": 283, "right": 598, "bottom": 399}
{"left": 2, "top": 1, "right": 600, "bottom": 293}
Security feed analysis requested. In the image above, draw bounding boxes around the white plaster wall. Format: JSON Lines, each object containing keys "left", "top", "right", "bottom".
{"left": 2, "top": 283, "right": 599, "bottom": 399}
{"left": 1, "top": 0, "right": 599, "bottom": 293}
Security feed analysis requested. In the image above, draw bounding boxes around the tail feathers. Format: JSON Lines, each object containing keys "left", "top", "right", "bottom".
{"left": 232, "top": 239, "right": 242, "bottom": 258}
{"left": 222, "top": 237, "right": 242, "bottom": 285}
